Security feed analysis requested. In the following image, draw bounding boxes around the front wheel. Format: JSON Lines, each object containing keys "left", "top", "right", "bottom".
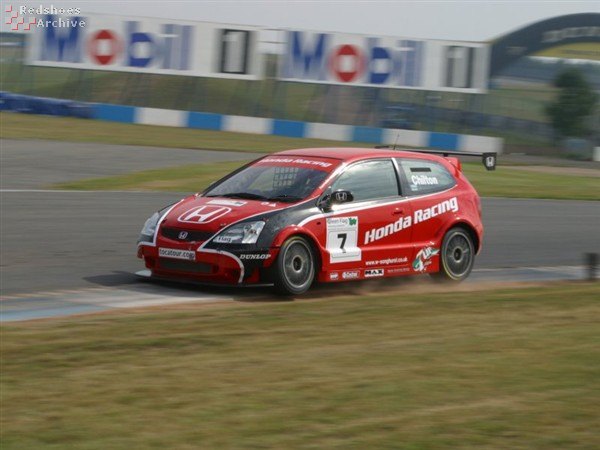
{"left": 432, "top": 227, "right": 475, "bottom": 282}
{"left": 272, "top": 237, "right": 316, "bottom": 295}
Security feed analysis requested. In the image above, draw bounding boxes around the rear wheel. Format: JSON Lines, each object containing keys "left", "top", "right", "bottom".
{"left": 273, "top": 236, "right": 316, "bottom": 295}
{"left": 432, "top": 227, "right": 475, "bottom": 282}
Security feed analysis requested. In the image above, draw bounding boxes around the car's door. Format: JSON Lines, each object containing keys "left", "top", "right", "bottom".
{"left": 319, "top": 158, "right": 414, "bottom": 275}
{"left": 395, "top": 158, "right": 460, "bottom": 268}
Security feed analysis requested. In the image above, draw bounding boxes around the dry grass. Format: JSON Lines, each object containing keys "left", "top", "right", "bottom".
{"left": 2, "top": 283, "right": 599, "bottom": 449}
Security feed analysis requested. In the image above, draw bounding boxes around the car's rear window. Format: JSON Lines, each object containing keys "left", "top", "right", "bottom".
{"left": 397, "top": 158, "right": 456, "bottom": 195}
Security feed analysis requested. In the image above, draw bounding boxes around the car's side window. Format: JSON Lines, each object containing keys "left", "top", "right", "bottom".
{"left": 397, "top": 159, "right": 456, "bottom": 196}
{"left": 331, "top": 159, "right": 399, "bottom": 202}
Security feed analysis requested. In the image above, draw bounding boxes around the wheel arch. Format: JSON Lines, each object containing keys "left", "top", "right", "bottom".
{"left": 286, "top": 232, "right": 323, "bottom": 274}
{"left": 268, "top": 232, "right": 322, "bottom": 295}
{"left": 447, "top": 221, "right": 480, "bottom": 254}
{"left": 432, "top": 222, "right": 478, "bottom": 282}
{"left": 270, "top": 227, "right": 324, "bottom": 272}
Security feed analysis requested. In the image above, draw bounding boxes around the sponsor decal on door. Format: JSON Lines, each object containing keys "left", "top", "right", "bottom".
{"left": 326, "top": 216, "right": 361, "bottom": 263}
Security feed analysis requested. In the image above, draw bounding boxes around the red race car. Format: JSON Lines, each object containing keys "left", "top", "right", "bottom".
{"left": 137, "top": 147, "right": 496, "bottom": 295}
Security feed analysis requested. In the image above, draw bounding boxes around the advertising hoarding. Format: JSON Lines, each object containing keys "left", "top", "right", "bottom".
{"left": 279, "top": 30, "right": 490, "bottom": 93}
{"left": 26, "top": 13, "right": 264, "bottom": 79}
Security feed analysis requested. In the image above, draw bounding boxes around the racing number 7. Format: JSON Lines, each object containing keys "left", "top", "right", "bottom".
{"left": 337, "top": 233, "right": 347, "bottom": 253}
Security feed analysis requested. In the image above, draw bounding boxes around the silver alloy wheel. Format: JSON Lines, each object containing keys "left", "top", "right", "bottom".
{"left": 440, "top": 228, "right": 474, "bottom": 281}
{"left": 282, "top": 239, "right": 314, "bottom": 291}
{"left": 273, "top": 237, "right": 316, "bottom": 295}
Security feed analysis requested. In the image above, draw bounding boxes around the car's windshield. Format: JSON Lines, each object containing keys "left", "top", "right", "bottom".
{"left": 205, "top": 157, "right": 337, "bottom": 203}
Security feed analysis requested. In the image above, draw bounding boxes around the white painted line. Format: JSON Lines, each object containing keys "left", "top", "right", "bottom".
{"left": 65, "top": 288, "right": 234, "bottom": 308}
{"left": 103, "top": 295, "right": 233, "bottom": 309}
{"left": 473, "top": 265, "right": 581, "bottom": 273}
{"left": 0, "top": 287, "right": 110, "bottom": 302}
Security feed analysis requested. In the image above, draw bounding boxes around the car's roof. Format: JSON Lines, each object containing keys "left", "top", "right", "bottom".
{"left": 274, "top": 147, "right": 447, "bottom": 165}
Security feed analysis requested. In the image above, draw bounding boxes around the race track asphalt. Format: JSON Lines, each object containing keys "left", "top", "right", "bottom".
{"left": 1, "top": 139, "right": 599, "bottom": 310}
{"left": 1, "top": 139, "right": 260, "bottom": 189}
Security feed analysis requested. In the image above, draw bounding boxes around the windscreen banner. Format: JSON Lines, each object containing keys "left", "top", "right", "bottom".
{"left": 26, "top": 13, "right": 264, "bottom": 79}
{"left": 278, "top": 30, "right": 490, "bottom": 93}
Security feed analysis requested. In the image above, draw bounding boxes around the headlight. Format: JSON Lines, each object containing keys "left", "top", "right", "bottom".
{"left": 139, "top": 212, "right": 160, "bottom": 238}
{"left": 213, "top": 221, "right": 265, "bottom": 245}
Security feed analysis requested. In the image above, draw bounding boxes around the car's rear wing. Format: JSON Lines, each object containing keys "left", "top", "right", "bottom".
{"left": 375, "top": 146, "right": 497, "bottom": 171}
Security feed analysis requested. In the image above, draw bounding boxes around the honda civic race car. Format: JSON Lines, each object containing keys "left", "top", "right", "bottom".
{"left": 137, "top": 147, "right": 496, "bottom": 295}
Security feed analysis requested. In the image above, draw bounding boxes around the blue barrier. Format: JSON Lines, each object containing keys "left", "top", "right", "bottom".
{"left": 0, "top": 92, "right": 93, "bottom": 118}
{"left": 271, "top": 119, "right": 306, "bottom": 138}
{"left": 0, "top": 92, "right": 502, "bottom": 153}
{"left": 427, "top": 132, "right": 460, "bottom": 150}
{"left": 187, "top": 111, "right": 223, "bottom": 130}
{"left": 0, "top": 92, "right": 30, "bottom": 112}
{"left": 352, "top": 126, "right": 384, "bottom": 144}
{"left": 93, "top": 103, "right": 136, "bottom": 123}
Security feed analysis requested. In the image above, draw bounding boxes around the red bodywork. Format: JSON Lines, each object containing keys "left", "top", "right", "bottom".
{"left": 138, "top": 148, "right": 484, "bottom": 286}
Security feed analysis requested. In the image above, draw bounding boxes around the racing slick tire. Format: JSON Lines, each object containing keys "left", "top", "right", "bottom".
{"left": 432, "top": 227, "right": 475, "bottom": 282}
{"left": 272, "top": 236, "right": 316, "bottom": 295}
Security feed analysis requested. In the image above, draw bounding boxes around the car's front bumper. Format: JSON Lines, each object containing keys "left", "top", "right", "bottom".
{"left": 137, "top": 244, "right": 275, "bottom": 285}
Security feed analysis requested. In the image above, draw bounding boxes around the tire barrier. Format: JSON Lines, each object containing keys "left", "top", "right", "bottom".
{"left": 0, "top": 91, "right": 93, "bottom": 118}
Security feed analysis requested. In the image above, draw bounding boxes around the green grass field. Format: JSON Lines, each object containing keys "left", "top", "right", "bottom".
{"left": 0, "top": 112, "right": 377, "bottom": 152}
{"left": 50, "top": 160, "right": 600, "bottom": 201}
{"left": 2, "top": 283, "right": 599, "bottom": 449}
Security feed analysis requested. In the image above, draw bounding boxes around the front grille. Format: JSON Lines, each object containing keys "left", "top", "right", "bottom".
{"left": 161, "top": 228, "right": 214, "bottom": 242}
{"left": 159, "top": 259, "right": 213, "bottom": 274}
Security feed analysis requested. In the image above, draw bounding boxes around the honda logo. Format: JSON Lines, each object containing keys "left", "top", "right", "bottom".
{"left": 483, "top": 154, "right": 496, "bottom": 171}
{"left": 178, "top": 231, "right": 189, "bottom": 240}
{"left": 335, "top": 191, "right": 347, "bottom": 202}
{"left": 178, "top": 206, "right": 231, "bottom": 224}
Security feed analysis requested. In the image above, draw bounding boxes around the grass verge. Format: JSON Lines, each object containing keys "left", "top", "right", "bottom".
{"left": 1, "top": 283, "right": 599, "bottom": 449}
{"left": 462, "top": 163, "right": 600, "bottom": 200}
{"left": 0, "top": 112, "right": 376, "bottom": 153}
{"left": 52, "top": 160, "right": 251, "bottom": 192}
{"left": 52, "top": 160, "right": 600, "bottom": 200}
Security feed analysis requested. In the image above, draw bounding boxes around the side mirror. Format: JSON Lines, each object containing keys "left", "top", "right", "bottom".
{"left": 318, "top": 190, "right": 354, "bottom": 212}
{"left": 331, "top": 190, "right": 354, "bottom": 204}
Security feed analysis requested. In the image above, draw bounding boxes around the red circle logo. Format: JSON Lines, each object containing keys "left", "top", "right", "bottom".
{"left": 87, "top": 29, "right": 122, "bottom": 65}
{"left": 329, "top": 44, "right": 364, "bottom": 83}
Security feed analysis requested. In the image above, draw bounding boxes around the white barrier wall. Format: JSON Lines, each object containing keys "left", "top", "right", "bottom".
{"left": 93, "top": 104, "right": 503, "bottom": 153}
